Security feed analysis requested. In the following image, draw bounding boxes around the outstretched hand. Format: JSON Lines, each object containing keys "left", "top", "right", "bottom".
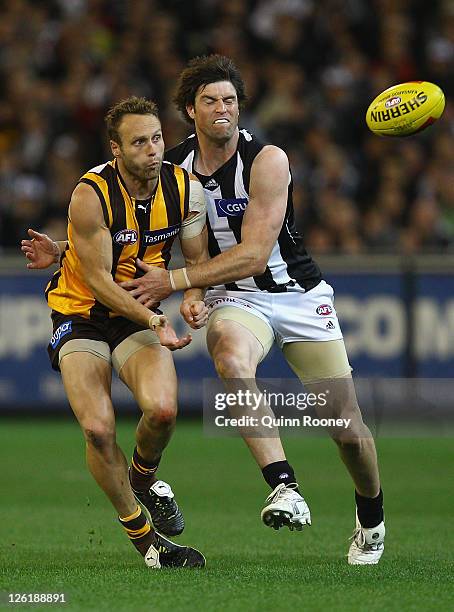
{"left": 152, "top": 314, "right": 192, "bottom": 351}
{"left": 21, "top": 229, "right": 59, "bottom": 269}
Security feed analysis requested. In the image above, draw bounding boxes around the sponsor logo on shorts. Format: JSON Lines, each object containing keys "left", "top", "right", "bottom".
{"left": 143, "top": 224, "right": 180, "bottom": 245}
{"left": 326, "top": 321, "right": 335, "bottom": 329}
{"left": 113, "top": 229, "right": 138, "bottom": 245}
{"left": 215, "top": 198, "right": 248, "bottom": 217}
{"left": 50, "top": 321, "right": 72, "bottom": 348}
{"left": 385, "top": 96, "right": 401, "bottom": 108}
{"left": 207, "top": 297, "right": 252, "bottom": 310}
{"left": 316, "top": 304, "right": 333, "bottom": 316}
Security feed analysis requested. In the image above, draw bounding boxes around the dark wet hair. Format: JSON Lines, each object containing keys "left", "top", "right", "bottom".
{"left": 174, "top": 54, "right": 247, "bottom": 124}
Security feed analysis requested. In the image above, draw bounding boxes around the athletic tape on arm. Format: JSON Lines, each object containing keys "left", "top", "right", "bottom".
{"left": 180, "top": 179, "right": 207, "bottom": 239}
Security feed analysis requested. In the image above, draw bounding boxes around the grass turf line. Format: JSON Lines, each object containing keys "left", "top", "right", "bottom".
{"left": 0, "top": 419, "right": 453, "bottom": 611}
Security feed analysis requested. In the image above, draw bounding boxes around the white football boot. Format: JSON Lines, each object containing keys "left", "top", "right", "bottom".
{"left": 348, "top": 513, "right": 385, "bottom": 565}
{"left": 261, "top": 483, "right": 311, "bottom": 531}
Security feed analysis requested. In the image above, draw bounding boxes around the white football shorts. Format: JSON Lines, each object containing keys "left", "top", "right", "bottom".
{"left": 205, "top": 281, "right": 351, "bottom": 382}
{"left": 205, "top": 280, "right": 343, "bottom": 347}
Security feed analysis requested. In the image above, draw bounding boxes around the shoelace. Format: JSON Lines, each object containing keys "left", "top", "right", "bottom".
{"left": 265, "top": 483, "right": 300, "bottom": 504}
{"left": 350, "top": 528, "right": 383, "bottom": 551}
{"left": 151, "top": 494, "right": 178, "bottom": 519}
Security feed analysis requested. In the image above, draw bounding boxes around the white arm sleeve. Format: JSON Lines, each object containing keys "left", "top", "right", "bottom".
{"left": 180, "top": 179, "right": 207, "bottom": 239}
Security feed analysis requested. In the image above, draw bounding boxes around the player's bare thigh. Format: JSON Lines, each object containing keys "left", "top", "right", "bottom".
{"left": 117, "top": 342, "right": 178, "bottom": 417}
{"left": 206, "top": 306, "right": 274, "bottom": 377}
{"left": 206, "top": 306, "right": 287, "bottom": 464}
{"left": 59, "top": 350, "right": 115, "bottom": 434}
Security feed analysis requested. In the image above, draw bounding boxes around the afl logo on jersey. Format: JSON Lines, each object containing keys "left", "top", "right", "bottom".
{"left": 215, "top": 198, "right": 248, "bottom": 217}
{"left": 316, "top": 304, "right": 333, "bottom": 316}
{"left": 113, "top": 229, "right": 138, "bottom": 245}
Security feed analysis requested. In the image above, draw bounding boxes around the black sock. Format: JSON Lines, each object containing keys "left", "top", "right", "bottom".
{"left": 262, "top": 461, "right": 298, "bottom": 490}
{"left": 355, "top": 489, "right": 384, "bottom": 528}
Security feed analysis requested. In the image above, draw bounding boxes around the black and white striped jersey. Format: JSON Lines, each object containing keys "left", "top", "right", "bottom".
{"left": 165, "top": 129, "right": 322, "bottom": 292}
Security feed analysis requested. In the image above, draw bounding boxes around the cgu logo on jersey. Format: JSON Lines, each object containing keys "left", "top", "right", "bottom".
{"left": 50, "top": 321, "right": 72, "bottom": 348}
{"left": 113, "top": 229, "right": 138, "bottom": 245}
{"left": 316, "top": 304, "right": 333, "bottom": 316}
{"left": 143, "top": 224, "right": 181, "bottom": 245}
{"left": 215, "top": 198, "right": 248, "bottom": 217}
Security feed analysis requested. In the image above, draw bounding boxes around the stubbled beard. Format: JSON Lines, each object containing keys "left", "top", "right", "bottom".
{"left": 201, "top": 121, "right": 236, "bottom": 143}
{"left": 123, "top": 157, "right": 161, "bottom": 180}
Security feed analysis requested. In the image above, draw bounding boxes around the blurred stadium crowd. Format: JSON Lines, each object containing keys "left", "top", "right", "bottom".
{"left": 0, "top": 0, "right": 453, "bottom": 254}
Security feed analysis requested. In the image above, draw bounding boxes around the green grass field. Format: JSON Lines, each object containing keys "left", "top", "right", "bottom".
{"left": 1, "top": 418, "right": 453, "bottom": 611}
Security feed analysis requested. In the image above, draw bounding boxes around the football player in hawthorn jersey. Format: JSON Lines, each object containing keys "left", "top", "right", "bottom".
{"left": 21, "top": 97, "right": 208, "bottom": 569}
{"left": 120, "top": 56, "right": 386, "bottom": 565}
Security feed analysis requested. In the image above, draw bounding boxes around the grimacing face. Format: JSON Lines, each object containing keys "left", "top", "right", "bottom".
{"left": 111, "top": 114, "right": 165, "bottom": 181}
{"left": 188, "top": 81, "right": 239, "bottom": 143}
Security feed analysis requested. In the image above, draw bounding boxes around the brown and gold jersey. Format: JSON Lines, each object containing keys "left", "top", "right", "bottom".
{"left": 45, "top": 159, "right": 190, "bottom": 319}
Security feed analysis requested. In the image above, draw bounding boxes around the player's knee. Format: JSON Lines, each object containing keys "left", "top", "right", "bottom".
{"left": 213, "top": 350, "right": 255, "bottom": 379}
{"left": 142, "top": 401, "right": 177, "bottom": 429}
{"left": 332, "top": 429, "right": 370, "bottom": 452}
{"left": 83, "top": 422, "right": 116, "bottom": 453}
